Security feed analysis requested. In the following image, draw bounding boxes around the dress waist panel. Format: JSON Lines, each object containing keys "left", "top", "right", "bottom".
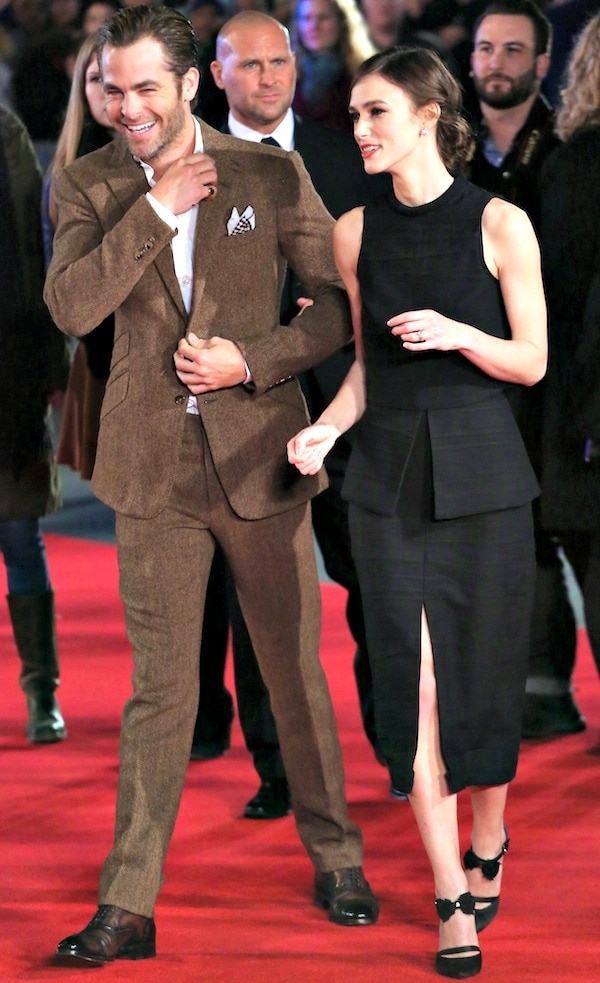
{"left": 342, "top": 392, "right": 539, "bottom": 520}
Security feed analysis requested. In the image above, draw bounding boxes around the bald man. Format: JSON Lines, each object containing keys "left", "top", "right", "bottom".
{"left": 192, "top": 11, "right": 389, "bottom": 823}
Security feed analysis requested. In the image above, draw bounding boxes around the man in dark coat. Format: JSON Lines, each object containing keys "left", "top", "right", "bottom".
{"left": 191, "top": 10, "right": 389, "bottom": 821}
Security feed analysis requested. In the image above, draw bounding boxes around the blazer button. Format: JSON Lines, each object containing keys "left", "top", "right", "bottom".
{"left": 174, "top": 394, "right": 186, "bottom": 404}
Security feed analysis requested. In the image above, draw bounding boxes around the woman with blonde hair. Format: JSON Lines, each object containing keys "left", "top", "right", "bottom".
{"left": 290, "top": 0, "right": 376, "bottom": 130}
{"left": 44, "top": 31, "right": 114, "bottom": 480}
{"left": 555, "top": 11, "right": 600, "bottom": 142}
{"left": 540, "top": 11, "right": 600, "bottom": 683}
{"left": 46, "top": 32, "right": 112, "bottom": 229}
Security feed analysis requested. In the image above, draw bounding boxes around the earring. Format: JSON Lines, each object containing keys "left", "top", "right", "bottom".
{"left": 420, "top": 127, "right": 428, "bottom": 136}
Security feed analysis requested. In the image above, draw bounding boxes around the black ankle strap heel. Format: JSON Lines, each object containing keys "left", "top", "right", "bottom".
{"left": 434, "top": 892, "right": 481, "bottom": 979}
{"left": 463, "top": 832, "right": 509, "bottom": 932}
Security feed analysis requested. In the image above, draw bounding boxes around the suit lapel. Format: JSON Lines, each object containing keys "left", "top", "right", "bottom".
{"left": 103, "top": 125, "right": 250, "bottom": 331}
{"left": 189, "top": 125, "right": 243, "bottom": 328}
{"left": 105, "top": 144, "right": 186, "bottom": 321}
{"left": 292, "top": 115, "right": 306, "bottom": 155}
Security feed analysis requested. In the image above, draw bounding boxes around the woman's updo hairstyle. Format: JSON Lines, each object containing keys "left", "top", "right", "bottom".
{"left": 352, "top": 46, "right": 472, "bottom": 171}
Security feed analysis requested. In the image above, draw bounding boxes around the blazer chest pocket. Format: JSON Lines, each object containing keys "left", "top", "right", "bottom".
{"left": 223, "top": 232, "right": 262, "bottom": 250}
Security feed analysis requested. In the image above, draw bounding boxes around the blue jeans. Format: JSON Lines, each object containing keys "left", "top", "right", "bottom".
{"left": 0, "top": 519, "right": 51, "bottom": 595}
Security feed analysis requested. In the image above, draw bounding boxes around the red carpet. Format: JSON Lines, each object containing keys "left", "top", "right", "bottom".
{"left": 1, "top": 533, "right": 599, "bottom": 982}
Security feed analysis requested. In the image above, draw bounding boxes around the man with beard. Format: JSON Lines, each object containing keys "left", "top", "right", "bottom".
{"left": 467, "top": 0, "right": 586, "bottom": 740}
{"left": 46, "top": 5, "right": 378, "bottom": 965}
{"left": 468, "top": 0, "right": 555, "bottom": 226}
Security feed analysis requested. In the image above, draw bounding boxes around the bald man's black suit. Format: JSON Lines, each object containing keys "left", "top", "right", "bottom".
{"left": 194, "top": 115, "right": 390, "bottom": 793}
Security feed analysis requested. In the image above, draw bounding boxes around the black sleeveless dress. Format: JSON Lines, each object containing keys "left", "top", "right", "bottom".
{"left": 343, "top": 176, "right": 539, "bottom": 794}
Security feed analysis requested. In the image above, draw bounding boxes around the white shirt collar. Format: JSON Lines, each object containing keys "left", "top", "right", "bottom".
{"left": 137, "top": 116, "right": 204, "bottom": 186}
{"left": 226, "top": 108, "right": 295, "bottom": 152}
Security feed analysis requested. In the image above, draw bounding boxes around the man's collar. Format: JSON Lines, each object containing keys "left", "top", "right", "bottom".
{"left": 477, "top": 94, "right": 554, "bottom": 151}
{"left": 226, "top": 108, "right": 295, "bottom": 151}
{"left": 478, "top": 93, "right": 553, "bottom": 134}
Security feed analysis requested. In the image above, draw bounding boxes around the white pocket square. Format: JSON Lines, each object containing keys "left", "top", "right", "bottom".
{"left": 227, "top": 205, "right": 256, "bottom": 236}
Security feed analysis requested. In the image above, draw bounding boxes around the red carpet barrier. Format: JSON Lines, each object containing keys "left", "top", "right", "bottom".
{"left": 1, "top": 534, "right": 598, "bottom": 981}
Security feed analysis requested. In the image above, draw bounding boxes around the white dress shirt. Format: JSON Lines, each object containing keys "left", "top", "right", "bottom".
{"left": 227, "top": 108, "right": 295, "bottom": 152}
{"left": 141, "top": 118, "right": 202, "bottom": 413}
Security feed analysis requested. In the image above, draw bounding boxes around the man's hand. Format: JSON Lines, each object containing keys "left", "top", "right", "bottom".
{"left": 152, "top": 153, "right": 218, "bottom": 215}
{"left": 174, "top": 332, "right": 247, "bottom": 393}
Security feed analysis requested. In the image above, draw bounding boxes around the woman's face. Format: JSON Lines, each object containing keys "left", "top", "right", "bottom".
{"left": 85, "top": 56, "right": 109, "bottom": 127}
{"left": 295, "top": 0, "right": 341, "bottom": 53}
{"left": 350, "top": 73, "right": 427, "bottom": 174}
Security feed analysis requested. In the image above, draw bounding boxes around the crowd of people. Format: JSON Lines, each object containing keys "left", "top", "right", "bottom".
{"left": 2, "top": 0, "right": 593, "bottom": 145}
{"left": 0, "top": 0, "right": 599, "bottom": 978}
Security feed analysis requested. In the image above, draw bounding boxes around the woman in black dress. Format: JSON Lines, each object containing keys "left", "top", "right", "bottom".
{"left": 288, "top": 48, "right": 547, "bottom": 978}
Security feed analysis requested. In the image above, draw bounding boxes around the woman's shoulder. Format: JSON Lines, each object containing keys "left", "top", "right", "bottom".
{"left": 335, "top": 205, "right": 366, "bottom": 237}
{"left": 481, "top": 191, "right": 530, "bottom": 228}
{"left": 333, "top": 206, "right": 366, "bottom": 271}
{"left": 481, "top": 194, "right": 537, "bottom": 263}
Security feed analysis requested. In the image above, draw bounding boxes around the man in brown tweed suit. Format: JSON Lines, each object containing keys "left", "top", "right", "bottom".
{"left": 44, "top": 5, "right": 378, "bottom": 966}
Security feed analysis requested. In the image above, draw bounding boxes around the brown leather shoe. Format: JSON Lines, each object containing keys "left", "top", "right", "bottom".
{"left": 314, "top": 866, "right": 379, "bottom": 926}
{"left": 55, "top": 905, "right": 156, "bottom": 965}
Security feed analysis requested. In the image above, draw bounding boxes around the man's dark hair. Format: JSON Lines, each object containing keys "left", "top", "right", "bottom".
{"left": 97, "top": 5, "right": 201, "bottom": 78}
{"left": 473, "top": 0, "right": 552, "bottom": 57}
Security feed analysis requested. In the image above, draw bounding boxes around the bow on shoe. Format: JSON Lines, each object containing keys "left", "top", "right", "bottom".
{"left": 464, "top": 834, "right": 510, "bottom": 881}
{"left": 434, "top": 892, "right": 475, "bottom": 923}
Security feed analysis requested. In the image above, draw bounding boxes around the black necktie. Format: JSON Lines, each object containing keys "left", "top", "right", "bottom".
{"left": 261, "top": 136, "right": 281, "bottom": 147}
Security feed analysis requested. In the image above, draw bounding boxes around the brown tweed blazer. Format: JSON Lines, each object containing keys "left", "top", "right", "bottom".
{"left": 44, "top": 120, "right": 351, "bottom": 520}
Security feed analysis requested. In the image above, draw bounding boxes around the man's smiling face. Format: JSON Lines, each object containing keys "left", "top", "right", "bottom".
{"left": 102, "top": 37, "right": 198, "bottom": 165}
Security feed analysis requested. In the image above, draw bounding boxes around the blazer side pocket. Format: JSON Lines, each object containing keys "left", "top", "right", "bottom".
{"left": 109, "top": 330, "right": 129, "bottom": 372}
{"left": 100, "top": 369, "right": 129, "bottom": 419}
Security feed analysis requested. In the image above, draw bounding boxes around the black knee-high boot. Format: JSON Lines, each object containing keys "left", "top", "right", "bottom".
{"left": 7, "top": 591, "right": 67, "bottom": 743}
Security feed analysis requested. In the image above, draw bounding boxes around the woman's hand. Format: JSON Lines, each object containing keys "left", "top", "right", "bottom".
{"left": 287, "top": 423, "right": 340, "bottom": 475}
{"left": 388, "top": 309, "right": 471, "bottom": 352}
